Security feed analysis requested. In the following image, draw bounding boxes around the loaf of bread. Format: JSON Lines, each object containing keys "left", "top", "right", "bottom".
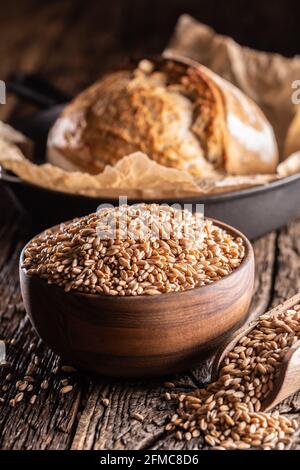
{"left": 47, "top": 55, "right": 278, "bottom": 176}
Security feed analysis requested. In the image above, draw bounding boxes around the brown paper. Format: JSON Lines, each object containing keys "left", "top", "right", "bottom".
{"left": 277, "top": 152, "right": 300, "bottom": 178}
{"left": 166, "top": 15, "right": 300, "bottom": 157}
{"left": 0, "top": 121, "right": 33, "bottom": 157}
{"left": 0, "top": 140, "right": 278, "bottom": 198}
{"left": 285, "top": 106, "right": 300, "bottom": 157}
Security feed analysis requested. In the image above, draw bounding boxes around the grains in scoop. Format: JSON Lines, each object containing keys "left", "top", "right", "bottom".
{"left": 164, "top": 304, "right": 300, "bottom": 450}
{"left": 22, "top": 204, "right": 245, "bottom": 296}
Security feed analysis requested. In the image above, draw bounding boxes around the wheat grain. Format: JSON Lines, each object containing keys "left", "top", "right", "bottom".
{"left": 101, "top": 398, "right": 110, "bottom": 407}
{"left": 22, "top": 205, "right": 244, "bottom": 296}
{"left": 164, "top": 304, "right": 300, "bottom": 450}
{"left": 60, "top": 385, "right": 73, "bottom": 395}
{"left": 131, "top": 412, "right": 145, "bottom": 422}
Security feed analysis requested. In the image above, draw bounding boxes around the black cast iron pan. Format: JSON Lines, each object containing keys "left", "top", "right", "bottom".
{"left": 2, "top": 72, "right": 300, "bottom": 239}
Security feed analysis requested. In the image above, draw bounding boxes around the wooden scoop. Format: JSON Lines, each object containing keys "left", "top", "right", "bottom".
{"left": 212, "top": 293, "right": 300, "bottom": 411}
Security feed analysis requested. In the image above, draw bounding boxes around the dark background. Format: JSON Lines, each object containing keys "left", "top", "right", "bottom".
{"left": 120, "top": 0, "right": 300, "bottom": 56}
{"left": 1, "top": 0, "right": 299, "bottom": 91}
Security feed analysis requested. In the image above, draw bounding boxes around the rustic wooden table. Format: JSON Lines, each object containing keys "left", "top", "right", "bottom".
{"left": 0, "top": 1, "right": 300, "bottom": 450}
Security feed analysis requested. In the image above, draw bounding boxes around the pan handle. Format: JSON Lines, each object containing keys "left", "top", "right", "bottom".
{"left": 7, "top": 72, "right": 71, "bottom": 109}
{"left": 0, "top": 166, "right": 21, "bottom": 184}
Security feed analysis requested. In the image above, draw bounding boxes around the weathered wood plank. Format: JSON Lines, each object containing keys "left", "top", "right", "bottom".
{"left": 72, "top": 381, "right": 167, "bottom": 450}
{"left": 271, "top": 220, "right": 300, "bottom": 306}
{"left": 248, "top": 233, "right": 276, "bottom": 319}
{"left": 269, "top": 219, "right": 300, "bottom": 446}
{"left": 71, "top": 373, "right": 200, "bottom": 451}
{"left": 0, "top": 219, "right": 83, "bottom": 449}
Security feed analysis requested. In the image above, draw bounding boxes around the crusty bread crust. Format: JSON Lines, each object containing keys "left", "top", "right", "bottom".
{"left": 48, "top": 56, "right": 278, "bottom": 176}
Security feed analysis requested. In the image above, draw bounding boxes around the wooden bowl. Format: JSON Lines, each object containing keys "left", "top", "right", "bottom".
{"left": 19, "top": 220, "right": 255, "bottom": 378}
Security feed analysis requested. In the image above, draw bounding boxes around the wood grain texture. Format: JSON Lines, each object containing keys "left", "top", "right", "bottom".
{"left": 0, "top": 0, "right": 300, "bottom": 451}
{"left": 267, "top": 219, "right": 300, "bottom": 422}
{"left": 272, "top": 220, "right": 300, "bottom": 305}
{"left": 0, "top": 221, "right": 83, "bottom": 450}
{"left": 249, "top": 233, "right": 276, "bottom": 319}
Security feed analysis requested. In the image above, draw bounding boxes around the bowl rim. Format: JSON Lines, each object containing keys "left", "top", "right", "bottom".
{"left": 3, "top": 163, "right": 300, "bottom": 203}
{"left": 20, "top": 217, "right": 254, "bottom": 302}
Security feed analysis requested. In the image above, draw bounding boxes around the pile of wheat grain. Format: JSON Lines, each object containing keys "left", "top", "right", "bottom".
{"left": 164, "top": 305, "right": 300, "bottom": 450}
{"left": 22, "top": 204, "right": 245, "bottom": 296}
